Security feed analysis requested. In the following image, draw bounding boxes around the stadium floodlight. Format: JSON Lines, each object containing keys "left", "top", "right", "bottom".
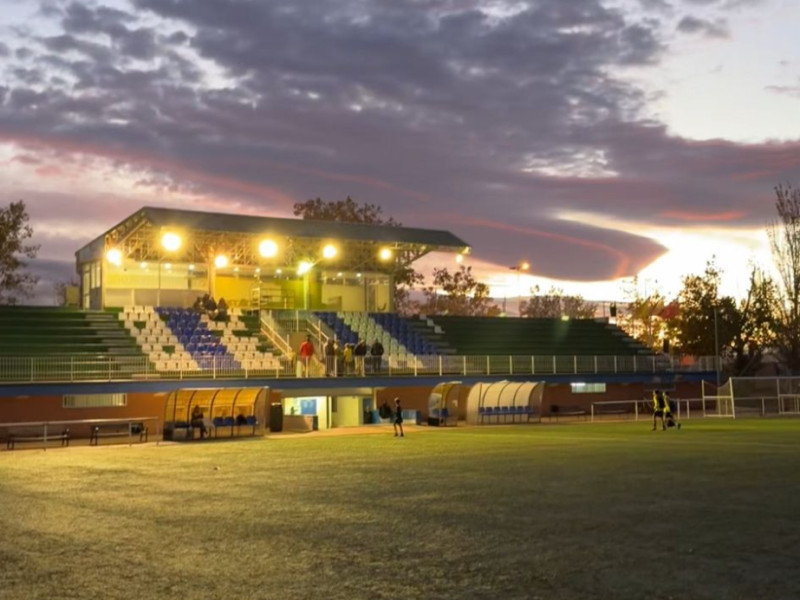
{"left": 161, "top": 232, "right": 182, "bottom": 252}
{"left": 140, "top": 262, "right": 147, "bottom": 269}
{"left": 455, "top": 254, "right": 464, "bottom": 264}
{"left": 214, "top": 254, "right": 229, "bottom": 269}
{"left": 188, "top": 264, "right": 195, "bottom": 271}
{"left": 259, "top": 239, "right": 278, "bottom": 258}
{"left": 298, "top": 260, "right": 313, "bottom": 275}
{"left": 379, "top": 247, "right": 392, "bottom": 261}
{"left": 106, "top": 248, "right": 123, "bottom": 266}
{"left": 322, "top": 244, "right": 338, "bottom": 259}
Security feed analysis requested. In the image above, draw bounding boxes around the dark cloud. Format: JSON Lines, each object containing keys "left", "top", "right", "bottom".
{"left": 639, "top": 0, "right": 673, "bottom": 11}
{"left": 676, "top": 15, "right": 730, "bottom": 38}
{"left": 0, "top": 0, "right": 797, "bottom": 286}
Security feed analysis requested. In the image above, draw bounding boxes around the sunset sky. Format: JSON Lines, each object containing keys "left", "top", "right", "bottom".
{"left": 1, "top": 0, "right": 799, "bottom": 305}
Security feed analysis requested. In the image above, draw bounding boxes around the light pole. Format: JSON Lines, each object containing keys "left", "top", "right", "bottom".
{"left": 713, "top": 303, "right": 721, "bottom": 387}
{"left": 509, "top": 261, "right": 530, "bottom": 316}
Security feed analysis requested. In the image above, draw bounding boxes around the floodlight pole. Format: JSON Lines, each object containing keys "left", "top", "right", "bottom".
{"left": 714, "top": 304, "right": 721, "bottom": 387}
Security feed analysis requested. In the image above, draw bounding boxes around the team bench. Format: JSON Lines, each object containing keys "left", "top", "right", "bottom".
{"left": 89, "top": 422, "right": 148, "bottom": 446}
{"left": 6, "top": 428, "right": 71, "bottom": 450}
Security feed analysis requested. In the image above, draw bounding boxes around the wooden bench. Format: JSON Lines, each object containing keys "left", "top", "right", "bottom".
{"left": 90, "top": 422, "right": 148, "bottom": 446}
{"left": 7, "top": 428, "right": 70, "bottom": 450}
{"left": 548, "top": 405, "right": 588, "bottom": 422}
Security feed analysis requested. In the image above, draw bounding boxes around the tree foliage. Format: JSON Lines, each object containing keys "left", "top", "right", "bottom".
{"left": 673, "top": 261, "right": 777, "bottom": 376}
{"left": 292, "top": 196, "right": 418, "bottom": 312}
{"left": 418, "top": 266, "right": 500, "bottom": 316}
{"left": 0, "top": 201, "right": 39, "bottom": 305}
{"left": 293, "top": 196, "right": 400, "bottom": 226}
{"left": 767, "top": 184, "right": 800, "bottom": 373}
{"left": 519, "top": 286, "right": 596, "bottom": 319}
{"left": 619, "top": 277, "right": 668, "bottom": 351}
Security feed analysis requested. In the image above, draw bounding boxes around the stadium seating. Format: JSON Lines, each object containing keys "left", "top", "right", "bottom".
{"left": 0, "top": 306, "right": 147, "bottom": 380}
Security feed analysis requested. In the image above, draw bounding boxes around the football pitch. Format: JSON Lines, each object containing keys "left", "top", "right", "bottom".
{"left": 1, "top": 420, "right": 799, "bottom": 600}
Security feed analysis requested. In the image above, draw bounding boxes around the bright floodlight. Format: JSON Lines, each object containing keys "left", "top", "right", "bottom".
{"left": 214, "top": 254, "right": 229, "bottom": 269}
{"left": 455, "top": 254, "right": 464, "bottom": 263}
{"left": 298, "top": 260, "right": 313, "bottom": 275}
{"left": 161, "top": 232, "right": 182, "bottom": 252}
{"left": 259, "top": 239, "right": 278, "bottom": 258}
{"left": 106, "top": 248, "right": 122, "bottom": 266}
{"left": 379, "top": 248, "right": 392, "bottom": 261}
{"left": 520, "top": 261, "right": 530, "bottom": 271}
{"left": 322, "top": 244, "right": 338, "bottom": 259}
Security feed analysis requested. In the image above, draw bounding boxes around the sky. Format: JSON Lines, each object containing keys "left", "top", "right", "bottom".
{"left": 1, "top": 0, "right": 799, "bottom": 306}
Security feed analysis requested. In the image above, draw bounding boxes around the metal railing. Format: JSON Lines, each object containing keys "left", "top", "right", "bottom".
{"left": 0, "top": 354, "right": 716, "bottom": 385}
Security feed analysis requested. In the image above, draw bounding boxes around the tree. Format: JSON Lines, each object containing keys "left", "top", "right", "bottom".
{"left": 519, "top": 286, "right": 596, "bottom": 319}
{"left": 418, "top": 266, "right": 500, "bottom": 316}
{"left": 618, "top": 277, "right": 669, "bottom": 352}
{"left": 673, "top": 260, "right": 776, "bottom": 377}
{"left": 768, "top": 184, "right": 800, "bottom": 373}
{"left": 293, "top": 196, "right": 419, "bottom": 313}
{"left": 293, "top": 196, "right": 400, "bottom": 226}
{"left": 0, "top": 201, "right": 39, "bottom": 305}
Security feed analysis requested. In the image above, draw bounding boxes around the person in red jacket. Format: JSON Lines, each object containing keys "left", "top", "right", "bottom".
{"left": 299, "top": 335, "right": 315, "bottom": 378}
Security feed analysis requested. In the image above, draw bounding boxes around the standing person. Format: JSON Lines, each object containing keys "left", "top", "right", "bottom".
{"left": 324, "top": 338, "right": 336, "bottom": 376}
{"left": 299, "top": 335, "right": 315, "bottom": 378}
{"left": 393, "top": 397, "right": 404, "bottom": 437}
{"left": 343, "top": 343, "right": 354, "bottom": 376}
{"left": 354, "top": 339, "right": 367, "bottom": 376}
{"left": 652, "top": 389, "right": 668, "bottom": 431}
{"left": 370, "top": 339, "right": 385, "bottom": 374}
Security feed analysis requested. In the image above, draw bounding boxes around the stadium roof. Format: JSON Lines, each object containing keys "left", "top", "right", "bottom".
{"left": 76, "top": 206, "right": 470, "bottom": 267}
{"left": 139, "top": 206, "right": 469, "bottom": 247}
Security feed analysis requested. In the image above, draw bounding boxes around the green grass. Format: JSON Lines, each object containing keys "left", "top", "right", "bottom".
{"left": 1, "top": 420, "right": 799, "bottom": 600}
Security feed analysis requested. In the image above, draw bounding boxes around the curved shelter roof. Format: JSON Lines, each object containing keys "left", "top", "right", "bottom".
{"left": 76, "top": 206, "right": 470, "bottom": 273}
{"left": 465, "top": 381, "right": 544, "bottom": 425}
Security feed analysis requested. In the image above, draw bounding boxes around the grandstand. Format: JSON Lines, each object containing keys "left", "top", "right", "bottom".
{"left": 306, "top": 312, "right": 646, "bottom": 357}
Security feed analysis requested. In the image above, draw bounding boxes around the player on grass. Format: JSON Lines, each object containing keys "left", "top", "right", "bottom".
{"left": 652, "top": 389, "right": 669, "bottom": 431}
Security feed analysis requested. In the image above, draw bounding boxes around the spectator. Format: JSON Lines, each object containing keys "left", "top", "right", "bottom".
{"left": 370, "top": 339, "right": 385, "bottom": 373}
{"left": 192, "top": 296, "right": 205, "bottom": 315}
{"left": 235, "top": 410, "right": 248, "bottom": 426}
{"left": 354, "top": 339, "right": 367, "bottom": 376}
{"left": 299, "top": 335, "right": 315, "bottom": 377}
{"left": 343, "top": 343, "right": 354, "bottom": 375}
{"left": 204, "top": 295, "right": 217, "bottom": 314}
{"left": 190, "top": 405, "right": 208, "bottom": 439}
{"left": 216, "top": 297, "right": 229, "bottom": 321}
{"left": 324, "top": 338, "right": 336, "bottom": 376}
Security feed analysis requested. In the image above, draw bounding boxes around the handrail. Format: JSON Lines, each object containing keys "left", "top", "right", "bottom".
{"left": 259, "top": 312, "right": 292, "bottom": 355}
{"left": 0, "top": 353, "right": 718, "bottom": 384}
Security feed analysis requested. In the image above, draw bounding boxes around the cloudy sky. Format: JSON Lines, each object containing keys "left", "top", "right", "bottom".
{"left": 1, "top": 0, "right": 799, "bottom": 304}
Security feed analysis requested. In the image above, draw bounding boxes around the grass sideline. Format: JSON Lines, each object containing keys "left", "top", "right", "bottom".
{"left": 1, "top": 420, "right": 799, "bottom": 600}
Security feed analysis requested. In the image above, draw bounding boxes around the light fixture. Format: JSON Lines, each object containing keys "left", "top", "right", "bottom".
{"left": 379, "top": 247, "right": 392, "bottom": 261}
{"left": 356, "top": 272, "right": 362, "bottom": 278}
{"left": 276, "top": 268, "right": 282, "bottom": 274}
{"left": 259, "top": 239, "right": 278, "bottom": 258}
{"left": 165, "top": 263, "right": 172, "bottom": 270}
{"left": 337, "top": 272, "right": 343, "bottom": 277}
{"left": 255, "top": 267, "right": 261, "bottom": 273}
{"left": 188, "top": 264, "right": 195, "bottom": 271}
{"left": 161, "top": 232, "right": 181, "bottom": 252}
{"left": 455, "top": 254, "right": 464, "bottom": 264}
{"left": 105, "top": 248, "right": 123, "bottom": 266}
{"left": 140, "top": 262, "right": 147, "bottom": 269}
{"left": 214, "top": 255, "right": 229, "bottom": 269}
{"left": 298, "top": 260, "right": 313, "bottom": 275}
{"left": 520, "top": 261, "right": 530, "bottom": 271}
{"left": 233, "top": 266, "right": 239, "bottom": 273}
{"left": 322, "top": 244, "right": 338, "bottom": 259}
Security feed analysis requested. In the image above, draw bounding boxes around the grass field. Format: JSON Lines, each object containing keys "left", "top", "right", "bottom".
{"left": 1, "top": 420, "right": 799, "bottom": 600}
